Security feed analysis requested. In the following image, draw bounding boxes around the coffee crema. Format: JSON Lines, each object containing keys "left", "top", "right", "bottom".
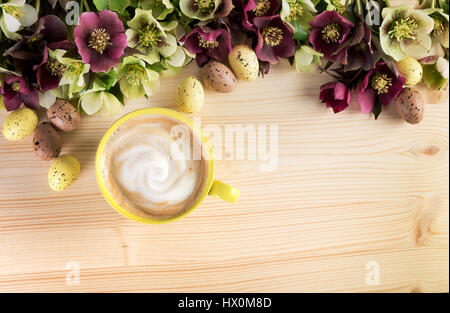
{"left": 101, "top": 114, "right": 209, "bottom": 220}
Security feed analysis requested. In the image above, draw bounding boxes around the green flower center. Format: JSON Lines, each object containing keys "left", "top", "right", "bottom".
{"left": 46, "top": 58, "right": 66, "bottom": 77}
{"left": 194, "top": 0, "right": 215, "bottom": 13}
{"left": 253, "top": 0, "right": 271, "bottom": 17}
{"left": 3, "top": 6, "right": 23, "bottom": 19}
{"left": 321, "top": 23, "right": 341, "bottom": 43}
{"left": 370, "top": 73, "right": 392, "bottom": 94}
{"left": 431, "top": 13, "right": 446, "bottom": 37}
{"left": 262, "top": 26, "right": 283, "bottom": 47}
{"left": 88, "top": 28, "right": 110, "bottom": 54}
{"left": 125, "top": 64, "right": 147, "bottom": 86}
{"left": 388, "top": 17, "right": 418, "bottom": 42}
{"left": 11, "top": 82, "right": 21, "bottom": 92}
{"left": 287, "top": 2, "right": 304, "bottom": 22}
{"left": 138, "top": 24, "right": 162, "bottom": 48}
{"left": 198, "top": 35, "right": 219, "bottom": 49}
{"left": 329, "top": 0, "right": 345, "bottom": 14}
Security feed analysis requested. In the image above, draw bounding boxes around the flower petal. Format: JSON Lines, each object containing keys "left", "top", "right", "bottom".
{"left": 358, "top": 71, "right": 376, "bottom": 114}
{"left": 80, "top": 91, "right": 102, "bottom": 115}
{"left": 19, "top": 4, "right": 38, "bottom": 27}
{"left": 400, "top": 34, "right": 432, "bottom": 59}
{"left": 157, "top": 33, "right": 177, "bottom": 58}
{"left": 21, "top": 87, "right": 39, "bottom": 109}
{"left": 99, "top": 92, "right": 122, "bottom": 117}
{"left": 97, "top": 9, "right": 124, "bottom": 34}
{"left": 2, "top": 11, "right": 21, "bottom": 32}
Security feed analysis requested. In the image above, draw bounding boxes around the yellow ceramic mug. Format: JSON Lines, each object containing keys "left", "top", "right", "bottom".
{"left": 95, "top": 108, "right": 239, "bottom": 224}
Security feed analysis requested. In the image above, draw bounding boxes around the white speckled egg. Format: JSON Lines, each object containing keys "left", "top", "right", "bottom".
{"left": 176, "top": 76, "right": 204, "bottom": 114}
{"left": 48, "top": 154, "right": 80, "bottom": 191}
{"left": 2, "top": 107, "right": 38, "bottom": 141}
{"left": 228, "top": 45, "right": 259, "bottom": 82}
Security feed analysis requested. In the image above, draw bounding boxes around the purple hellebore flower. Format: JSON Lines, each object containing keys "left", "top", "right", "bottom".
{"left": 243, "top": 0, "right": 279, "bottom": 32}
{"left": 309, "top": 10, "right": 354, "bottom": 63}
{"left": 74, "top": 10, "right": 127, "bottom": 73}
{"left": 5, "top": 15, "right": 74, "bottom": 84}
{"left": 344, "top": 23, "right": 380, "bottom": 71}
{"left": 180, "top": 27, "right": 232, "bottom": 67}
{"left": 1, "top": 75, "right": 39, "bottom": 111}
{"left": 254, "top": 15, "right": 296, "bottom": 65}
{"left": 358, "top": 62, "right": 406, "bottom": 114}
{"left": 319, "top": 82, "right": 351, "bottom": 113}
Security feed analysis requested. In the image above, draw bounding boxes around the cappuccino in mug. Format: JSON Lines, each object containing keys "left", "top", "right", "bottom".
{"left": 101, "top": 114, "right": 209, "bottom": 220}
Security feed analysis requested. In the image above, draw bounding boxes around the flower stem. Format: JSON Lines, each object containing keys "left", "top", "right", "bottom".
{"left": 385, "top": 0, "right": 390, "bottom": 7}
{"left": 356, "top": 0, "right": 362, "bottom": 16}
{"left": 35, "top": 0, "right": 40, "bottom": 13}
{"left": 82, "top": 0, "right": 90, "bottom": 11}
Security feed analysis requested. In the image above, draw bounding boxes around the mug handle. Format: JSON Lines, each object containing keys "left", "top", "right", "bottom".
{"left": 208, "top": 180, "right": 240, "bottom": 203}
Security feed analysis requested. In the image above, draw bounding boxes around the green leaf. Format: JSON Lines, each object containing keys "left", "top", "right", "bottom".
{"left": 291, "top": 20, "right": 309, "bottom": 41}
{"left": 93, "top": 0, "right": 109, "bottom": 10}
{"left": 108, "top": 83, "right": 124, "bottom": 104}
{"left": 147, "top": 62, "right": 168, "bottom": 72}
{"left": 422, "top": 64, "right": 449, "bottom": 90}
{"left": 93, "top": 70, "right": 118, "bottom": 91}
{"left": 109, "top": 0, "right": 131, "bottom": 13}
{"left": 372, "top": 100, "right": 382, "bottom": 120}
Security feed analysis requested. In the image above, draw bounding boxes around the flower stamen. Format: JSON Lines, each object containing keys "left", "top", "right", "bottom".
{"left": 388, "top": 17, "right": 418, "bottom": 42}
{"left": 46, "top": 58, "right": 67, "bottom": 77}
{"left": 431, "top": 13, "right": 446, "bottom": 37}
{"left": 11, "top": 82, "right": 21, "bottom": 92}
{"left": 3, "top": 6, "right": 23, "bottom": 19}
{"left": 262, "top": 27, "right": 283, "bottom": 47}
{"left": 88, "top": 28, "right": 111, "bottom": 54}
{"left": 253, "top": 0, "right": 271, "bottom": 17}
{"left": 194, "top": 0, "right": 215, "bottom": 13}
{"left": 198, "top": 35, "right": 219, "bottom": 49}
{"left": 138, "top": 24, "right": 162, "bottom": 48}
{"left": 125, "top": 64, "right": 147, "bottom": 86}
{"left": 287, "top": 1, "right": 304, "bottom": 22}
{"left": 370, "top": 73, "right": 392, "bottom": 94}
{"left": 321, "top": 23, "right": 341, "bottom": 43}
{"left": 329, "top": 0, "right": 345, "bottom": 14}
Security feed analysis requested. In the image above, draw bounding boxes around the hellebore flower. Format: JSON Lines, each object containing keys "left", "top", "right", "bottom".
{"left": 423, "top": 8, "right": 449, "bottom": 58}
{"left": 309, "top": 10, "right": 354, "bottom": 63}
{"left": 74, "top": 10, "right": 127, "bottom": 73}
{"left": 324, "top": 0, "right": 346, "bottom": 14}
{"left": 422, "top": 57, "right": 449, "bottom": 90}
{"left": 5, "top": 15, "right": 72, "bottom": 81}
{"left": 116, "top": 56, "right": 160, "bottom": 100}
{"left": 126, "top": 8, "right": 178, "bottom": 65}
{"left": 358, "top": 62, "right": 406, "bottom": 114}
{"left": 280, "top": 0, "right": 316, "bottom": 40}
{"left": 380, "top": 6, "right": 434, "bottom": 61}
{"left": 140, "top": 0, "right": 174, "bottom": 20}
{"left": 319, "top": 82, "right": 351, "bottom": 113}
{"left": 79, "top": 91, "right": 122, "bottom": 117}
{"left": 344, "top": 23, "right": 380, "bottom": 71}
{"left": 0, "top": 0, "right": 37, "bottom": 40}
{"left": 179, "top": 0, "right": 222, "bottom": 21}
{"left": 294, "top": 45, "right": 323, "bottom": 72}
{"left": 53, "top": 49, "right": 90, "bottom": 98}
{"left": 180, "top": 27, "right": 232, "bottom": 66}
{"left": 242, "top": 0, "right": 280, "bottom": 31}
{"left": 253, "top": 15, "right": 296, "bottom": 64}
{"left": 1, "top": 75, "right": 39, "bottom": 111}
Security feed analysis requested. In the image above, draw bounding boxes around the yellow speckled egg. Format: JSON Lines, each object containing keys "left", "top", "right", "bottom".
{"left": 396, "top": 57, "right": 423, "bottom": 86}
{"left": 176, "top": 76, "right": 204, "bottom": 114}
{"left": 228, "top": 45, "right": 259, "bottom": 82}
{"left": 48, "top": 155, "right": 80, "bottom": 191}
{"left": 2, "top": 107, "right": 38, "bottom": 141}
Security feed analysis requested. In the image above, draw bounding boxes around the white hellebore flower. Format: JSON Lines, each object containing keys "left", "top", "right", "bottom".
{"left": 0, "top": 0, "right": 38, "bottom": 40}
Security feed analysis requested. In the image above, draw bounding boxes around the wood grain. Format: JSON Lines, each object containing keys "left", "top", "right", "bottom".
{"left": 0, "top": 8, "right": 448, "bottom": 291}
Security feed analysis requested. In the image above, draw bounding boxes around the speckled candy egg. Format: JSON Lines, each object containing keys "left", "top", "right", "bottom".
{"left": 200, "top": 61, "right": 237, "bottom": 93}
{"left": 2, "top": 107, "right": 38, "bottom": 141}
{"left": 396, "top": 57, "right": 423, "bottom": 86}
{"left": 176, "top": 76, "right": 204, "bottom": 114}
{"left": 47, "top": 99, "right": 80, "bottom": 132}
{"left": 33, "top": 122, "right": 62, "bottom": 161}
{"left": 394, "top": 87, "right": 424, "bottom": 124}
{"left": 228, "top": 45, "right": 259, "bottom": 82}
{"left": 48, "top": 154, "right": 80, "bottom": 191}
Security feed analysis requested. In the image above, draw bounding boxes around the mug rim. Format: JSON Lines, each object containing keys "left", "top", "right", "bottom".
{"left": 95, "top": 107, "right": 215, "bottom": 224}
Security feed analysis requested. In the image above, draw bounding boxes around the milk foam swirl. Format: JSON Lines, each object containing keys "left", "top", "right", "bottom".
{"left": 104, "top": 120, "right": 204, "bottom": 212}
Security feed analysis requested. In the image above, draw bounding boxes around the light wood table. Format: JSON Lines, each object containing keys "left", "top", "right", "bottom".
{"left": 0, "top": 56, "right": 448, "bottom": 292}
